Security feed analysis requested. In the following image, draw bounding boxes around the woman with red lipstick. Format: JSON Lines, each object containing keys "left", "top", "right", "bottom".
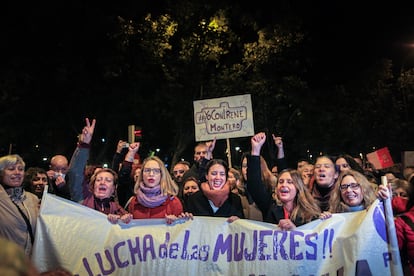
{"left": 247, "top": 132, "right": 321, "bottom": 230}
{"left": 128, "top": 155, "right": 192, "bottom": 224}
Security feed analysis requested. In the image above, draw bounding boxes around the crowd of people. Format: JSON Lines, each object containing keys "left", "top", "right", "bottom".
{"left": 1, "top": 118, "right": 413, "bottom": 275}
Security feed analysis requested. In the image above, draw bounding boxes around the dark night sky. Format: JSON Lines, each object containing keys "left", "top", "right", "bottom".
{"left": 1, "top": 1, "right": 414, "bottom": 167}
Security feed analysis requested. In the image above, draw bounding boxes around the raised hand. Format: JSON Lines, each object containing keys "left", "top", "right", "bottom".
{"left": 251, "top": 132, "right": 266, "bottom": 156}
{"left": 79, "top": 118, "right": 96, "bottom": 144}
{"left": 116, "top": 140, "right": 128, "bottom": 154}
{"left": 205, "top": 137, "right": 216, "bottom": 159}
{"left": 272, "top": 134, "right": 283, "bottom": 149}
{"left": 124, "top": 142, "right": 140, "bottom": 162}
{"left": 272, "top": 134, "right": 285, "bottom": 158}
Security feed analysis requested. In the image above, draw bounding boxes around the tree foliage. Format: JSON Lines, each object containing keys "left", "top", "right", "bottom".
{"left": 1, "top": 1, "right": 412, "bottom": 168}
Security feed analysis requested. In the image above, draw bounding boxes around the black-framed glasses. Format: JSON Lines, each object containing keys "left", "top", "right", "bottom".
{"left": 339, "top": 183, "right": 360, "bottom": 191}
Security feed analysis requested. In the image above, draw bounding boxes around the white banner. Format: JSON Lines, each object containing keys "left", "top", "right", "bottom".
{"left": 33, "top": 193, "right": 403, "bottom": 276}
{"left": 193, "top": 94, "right": 254, "bottom": 141}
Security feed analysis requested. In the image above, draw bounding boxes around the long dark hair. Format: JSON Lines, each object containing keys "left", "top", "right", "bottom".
{"left": 206, "top": 159, "right": 229, "bottom": 178}
{"left": 335, "top": 154, "right": 364, "bottom": 174}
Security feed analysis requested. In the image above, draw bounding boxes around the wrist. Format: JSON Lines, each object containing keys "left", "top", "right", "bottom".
{"left": 78, "top": 142, "right": 91, "bottom": 148}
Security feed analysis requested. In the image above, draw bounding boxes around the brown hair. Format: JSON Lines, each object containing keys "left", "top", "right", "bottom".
{"left": 274, "top": 169, "right": 321, "bottom": 222}
{"left": 89, "top": 168, "right": 118, "bottom": 192}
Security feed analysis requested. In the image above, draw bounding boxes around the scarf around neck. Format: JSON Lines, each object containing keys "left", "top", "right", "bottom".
{"left": 4, "top": 186, "right": 26, "bottom": 203}
{"left": 348, "top": 204, "right": 365, "bottom": 212}
{"left": 200, "top": 181, "right": 230, "bottom": 208}
{"left": 136, "top": 182, "right": 169, "bottom": 208}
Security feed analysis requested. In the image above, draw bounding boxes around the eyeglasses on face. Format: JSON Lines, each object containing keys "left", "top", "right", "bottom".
{"left": 143, "top": 168, "right": 161, "bottom": 175}
{"left": 339, "top": 183, "right": 360, "bottom": 191}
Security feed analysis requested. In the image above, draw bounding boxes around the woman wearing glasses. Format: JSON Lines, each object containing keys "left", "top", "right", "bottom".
{"left": 128, "top": 155, "right": 192, "bottom": 224}
{"left": 320, "top": 169, "right": 389, "bottom": 218}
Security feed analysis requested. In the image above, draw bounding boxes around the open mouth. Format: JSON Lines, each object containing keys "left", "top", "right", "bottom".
{"left": 98, "top": 186, "right": 107, "bottom": 191}
{"left": 280, "top": 187, "right": 289, "bottom": 194}
{"left": 212, "top": 180, "right": 223, "bottom": 188}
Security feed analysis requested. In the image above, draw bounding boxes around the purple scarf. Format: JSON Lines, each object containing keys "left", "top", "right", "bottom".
{"left": 136, "top": 183, "right": 168, "bottom": 208}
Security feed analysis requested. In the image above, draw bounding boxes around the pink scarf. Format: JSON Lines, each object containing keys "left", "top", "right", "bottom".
{"left": 200, "top": 182, "right": 230, "bottom": 207}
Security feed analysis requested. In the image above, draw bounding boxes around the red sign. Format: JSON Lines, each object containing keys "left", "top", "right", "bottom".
{"left": 366, "top": 147, "right": 394, "bottom": 170}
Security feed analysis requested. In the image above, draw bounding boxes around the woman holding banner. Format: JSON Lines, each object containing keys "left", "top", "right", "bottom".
{"left": 68, "top": 118, "right": 133, "bottom": 224}
{"left": 184, "top": 159, "right": 244, "bottom": 222}
{"left": 247, "top": 132, "right": 321, "bottom": 230}
{"left": 128, "top": 155, "right": 192, "bottom": 224}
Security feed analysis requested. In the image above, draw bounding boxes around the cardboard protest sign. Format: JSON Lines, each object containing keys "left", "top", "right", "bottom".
{"left": 193, "top": 94, "right": 254, "bottom": 141}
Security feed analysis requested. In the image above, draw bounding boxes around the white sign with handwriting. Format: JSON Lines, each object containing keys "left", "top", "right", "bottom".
{"left": 193, "top": 94, "right": 254, "bottom": 141}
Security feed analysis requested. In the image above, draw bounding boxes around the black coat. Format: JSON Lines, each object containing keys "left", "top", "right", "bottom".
{"left": 184, "top": 190, "right": 245, "bottom": 219}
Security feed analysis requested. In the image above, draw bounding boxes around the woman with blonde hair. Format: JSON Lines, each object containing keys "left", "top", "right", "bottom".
{"left": 129, "top": 155, "right": 191, "bottom": 224}
{"left": 327, "top": 169, "right": 378, "bottom": 213}
{"left": 320, "top": 169, "right": 389, "bottom": 221}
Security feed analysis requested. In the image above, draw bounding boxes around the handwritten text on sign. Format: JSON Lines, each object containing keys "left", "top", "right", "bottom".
{"left": 193, "top": 94, "right": 254, "bottom": 141}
